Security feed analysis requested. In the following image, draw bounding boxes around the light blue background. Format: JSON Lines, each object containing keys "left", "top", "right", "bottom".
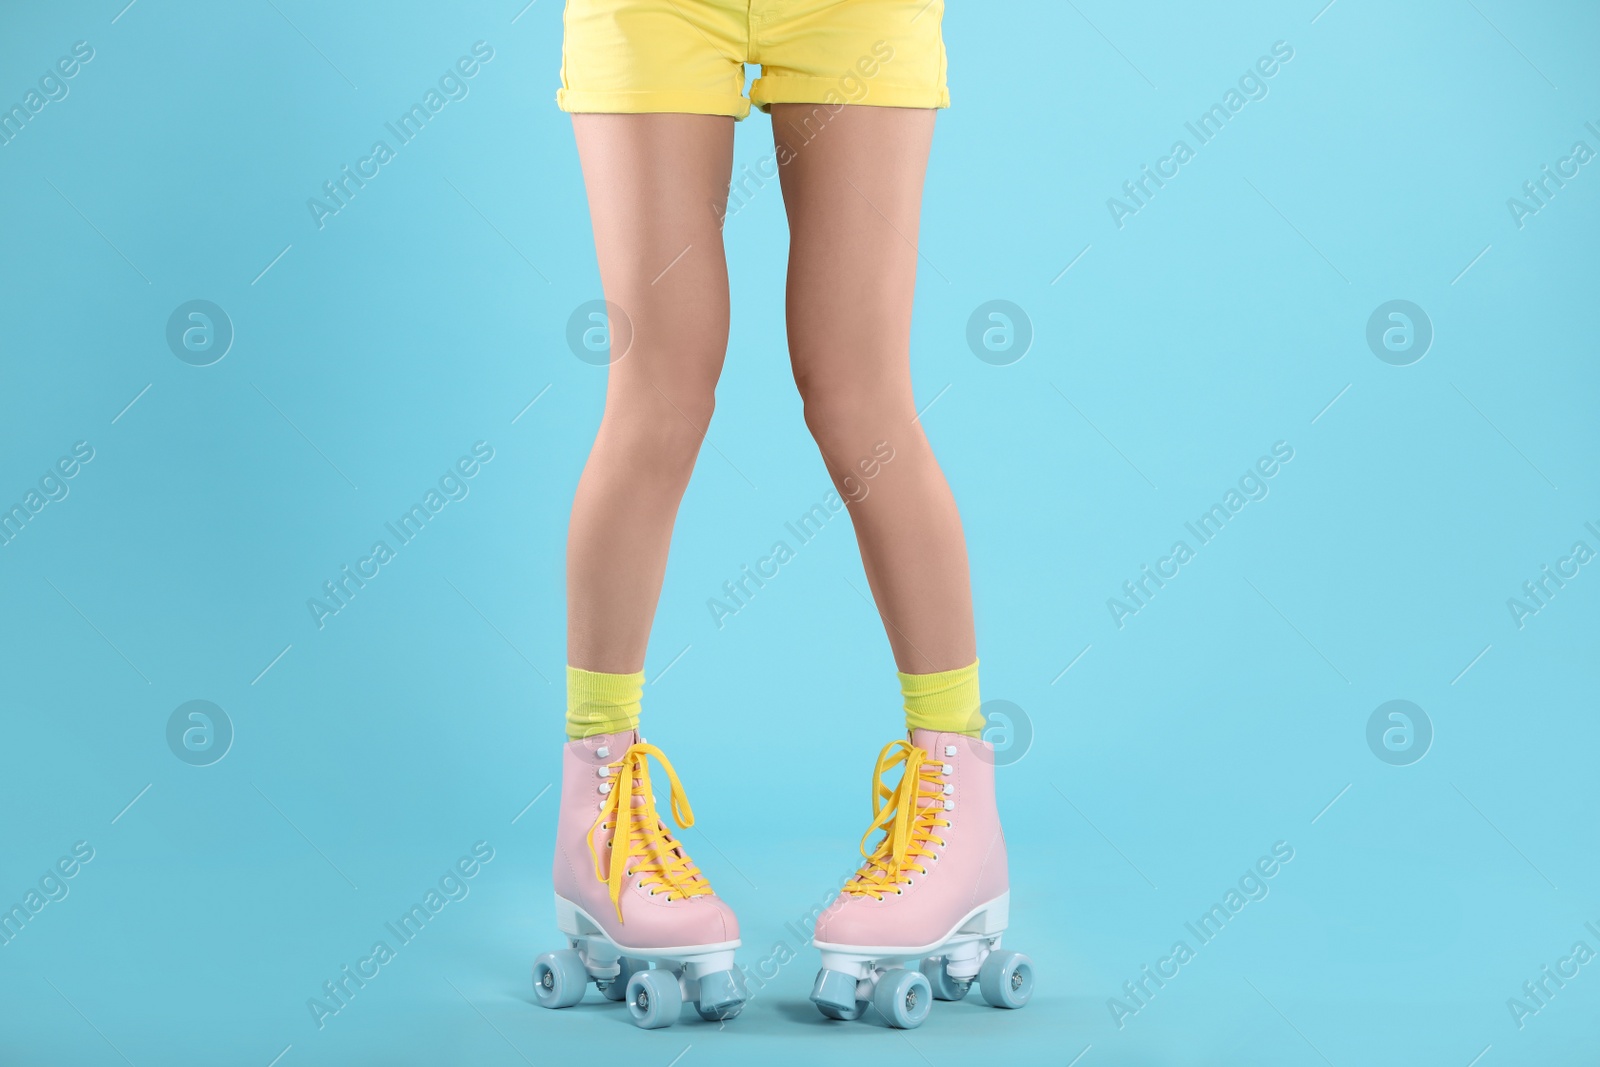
{"left": 2, "top": 1, "right": 1597, "bottom": 1064}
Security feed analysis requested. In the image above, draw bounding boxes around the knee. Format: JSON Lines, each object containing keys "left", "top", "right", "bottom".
{"left": 600, "top": 380, "right": 717, "bottom": 480}
{"left": 796, "top": 379, "right": 910, "bottom": 456}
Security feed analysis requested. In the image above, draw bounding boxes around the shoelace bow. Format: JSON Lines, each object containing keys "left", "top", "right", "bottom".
{"left": 844, "top": 739, "right": 950, "bottom": 899}
{"left": 588, "top": 742, "right": 712, "bottom": 922}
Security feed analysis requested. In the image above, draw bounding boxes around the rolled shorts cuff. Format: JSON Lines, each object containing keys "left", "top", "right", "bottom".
{"left": 556, "top": 87, "right": 751, "bottom": 120}
{"left": 749, "top": 76, "right": 949, "bottom": 113}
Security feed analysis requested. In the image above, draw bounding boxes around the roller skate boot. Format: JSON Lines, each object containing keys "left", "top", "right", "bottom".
{"left": 533, "top": 730, "right": 744, "bottom": 1028}
{"left": 809, "top": 729, "right": 1032, "bottom": 1028}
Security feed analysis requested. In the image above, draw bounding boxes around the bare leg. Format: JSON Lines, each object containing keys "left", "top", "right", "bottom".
{"left": 566, "top": 113, "right": 734, "bottom": 673}
{"left": 770, "top": 104, "right": 975, "bottom": 673}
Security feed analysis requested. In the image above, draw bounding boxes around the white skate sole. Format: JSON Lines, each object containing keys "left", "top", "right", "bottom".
{"left": 533, "top": 894, "right": 746, "bottom": 1029}
{"left": 554, "top": 894, "right": 740, "bottom": 970}
{"left": 809, "top": 892, "right": 1033, "bottom": 1027}
{"left": 813, "top": 891, "right": 1010, "bottom": 972}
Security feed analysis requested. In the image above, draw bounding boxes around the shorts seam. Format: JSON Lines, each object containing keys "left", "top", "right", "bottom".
{"left": 749, "top": 75, "right": 949, "bottom": 110}
{"left": 556, "top": 87, "right": 751, "bottom": 120}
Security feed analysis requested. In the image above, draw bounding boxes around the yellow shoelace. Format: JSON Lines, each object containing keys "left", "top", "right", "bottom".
{"left": 844, "top": 740, "right": 950, "bottom": 899}
{"left": 588, "top": 742, "right": 713, "bottom": 922}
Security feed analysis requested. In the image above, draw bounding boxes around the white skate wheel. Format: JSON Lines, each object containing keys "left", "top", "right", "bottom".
{"left": 532, "top": 949, "right": 588, "bottom": 1009}
{"left": 626, "top": 968, "right": 682, "bottom": 1029}
{"left": 978, "top": 951, "right": 1033, "bottom": 1009}
{"left": 873, "top": 968, "right": 932, "bottom": 1029}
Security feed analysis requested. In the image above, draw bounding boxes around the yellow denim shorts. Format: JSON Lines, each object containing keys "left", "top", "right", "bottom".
{"left": 556, "top": 0, "right": 948, "bottom": 120}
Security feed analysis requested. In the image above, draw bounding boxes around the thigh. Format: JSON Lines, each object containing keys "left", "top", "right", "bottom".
{"left": 572, "top": 113, "right": 736, "bottom": 406}
{"left": 770, "top": 103, "right": 936, "bottom": 396}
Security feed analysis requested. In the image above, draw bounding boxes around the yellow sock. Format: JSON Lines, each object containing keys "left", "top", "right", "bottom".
{"left": 898, "top": 659, "right": 983, "bottom": 737}
{"left": 566, "top": 665, "right": 643, "bottom": 740}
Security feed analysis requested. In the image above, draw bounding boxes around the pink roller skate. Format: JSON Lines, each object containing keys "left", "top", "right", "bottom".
{"left": 810, "top": 730, "right": 1033, "bottom": 1028}
{"left": 533, "top": 731, "right": 744, "bottom": 1028}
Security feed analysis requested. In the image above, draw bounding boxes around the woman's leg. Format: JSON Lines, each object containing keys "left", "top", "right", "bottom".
{"left": 541, "top": 115, "right": 744, "bottom": 1020}
{"left": 780, "top": 109, "right": 1019, "bottom": 1014}
{"left": 769, "top": 103, "right": 975, "bottom": 677}
{"left": 566, "top": 113, "right": 734, "bottom": 684}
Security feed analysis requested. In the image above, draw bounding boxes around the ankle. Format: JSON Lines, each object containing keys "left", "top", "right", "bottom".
{"left": 566, "top": 665, "right": 643, "bottom": 739}
{"left": 898, "top": 659, "right": 982, "bottom": 737}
